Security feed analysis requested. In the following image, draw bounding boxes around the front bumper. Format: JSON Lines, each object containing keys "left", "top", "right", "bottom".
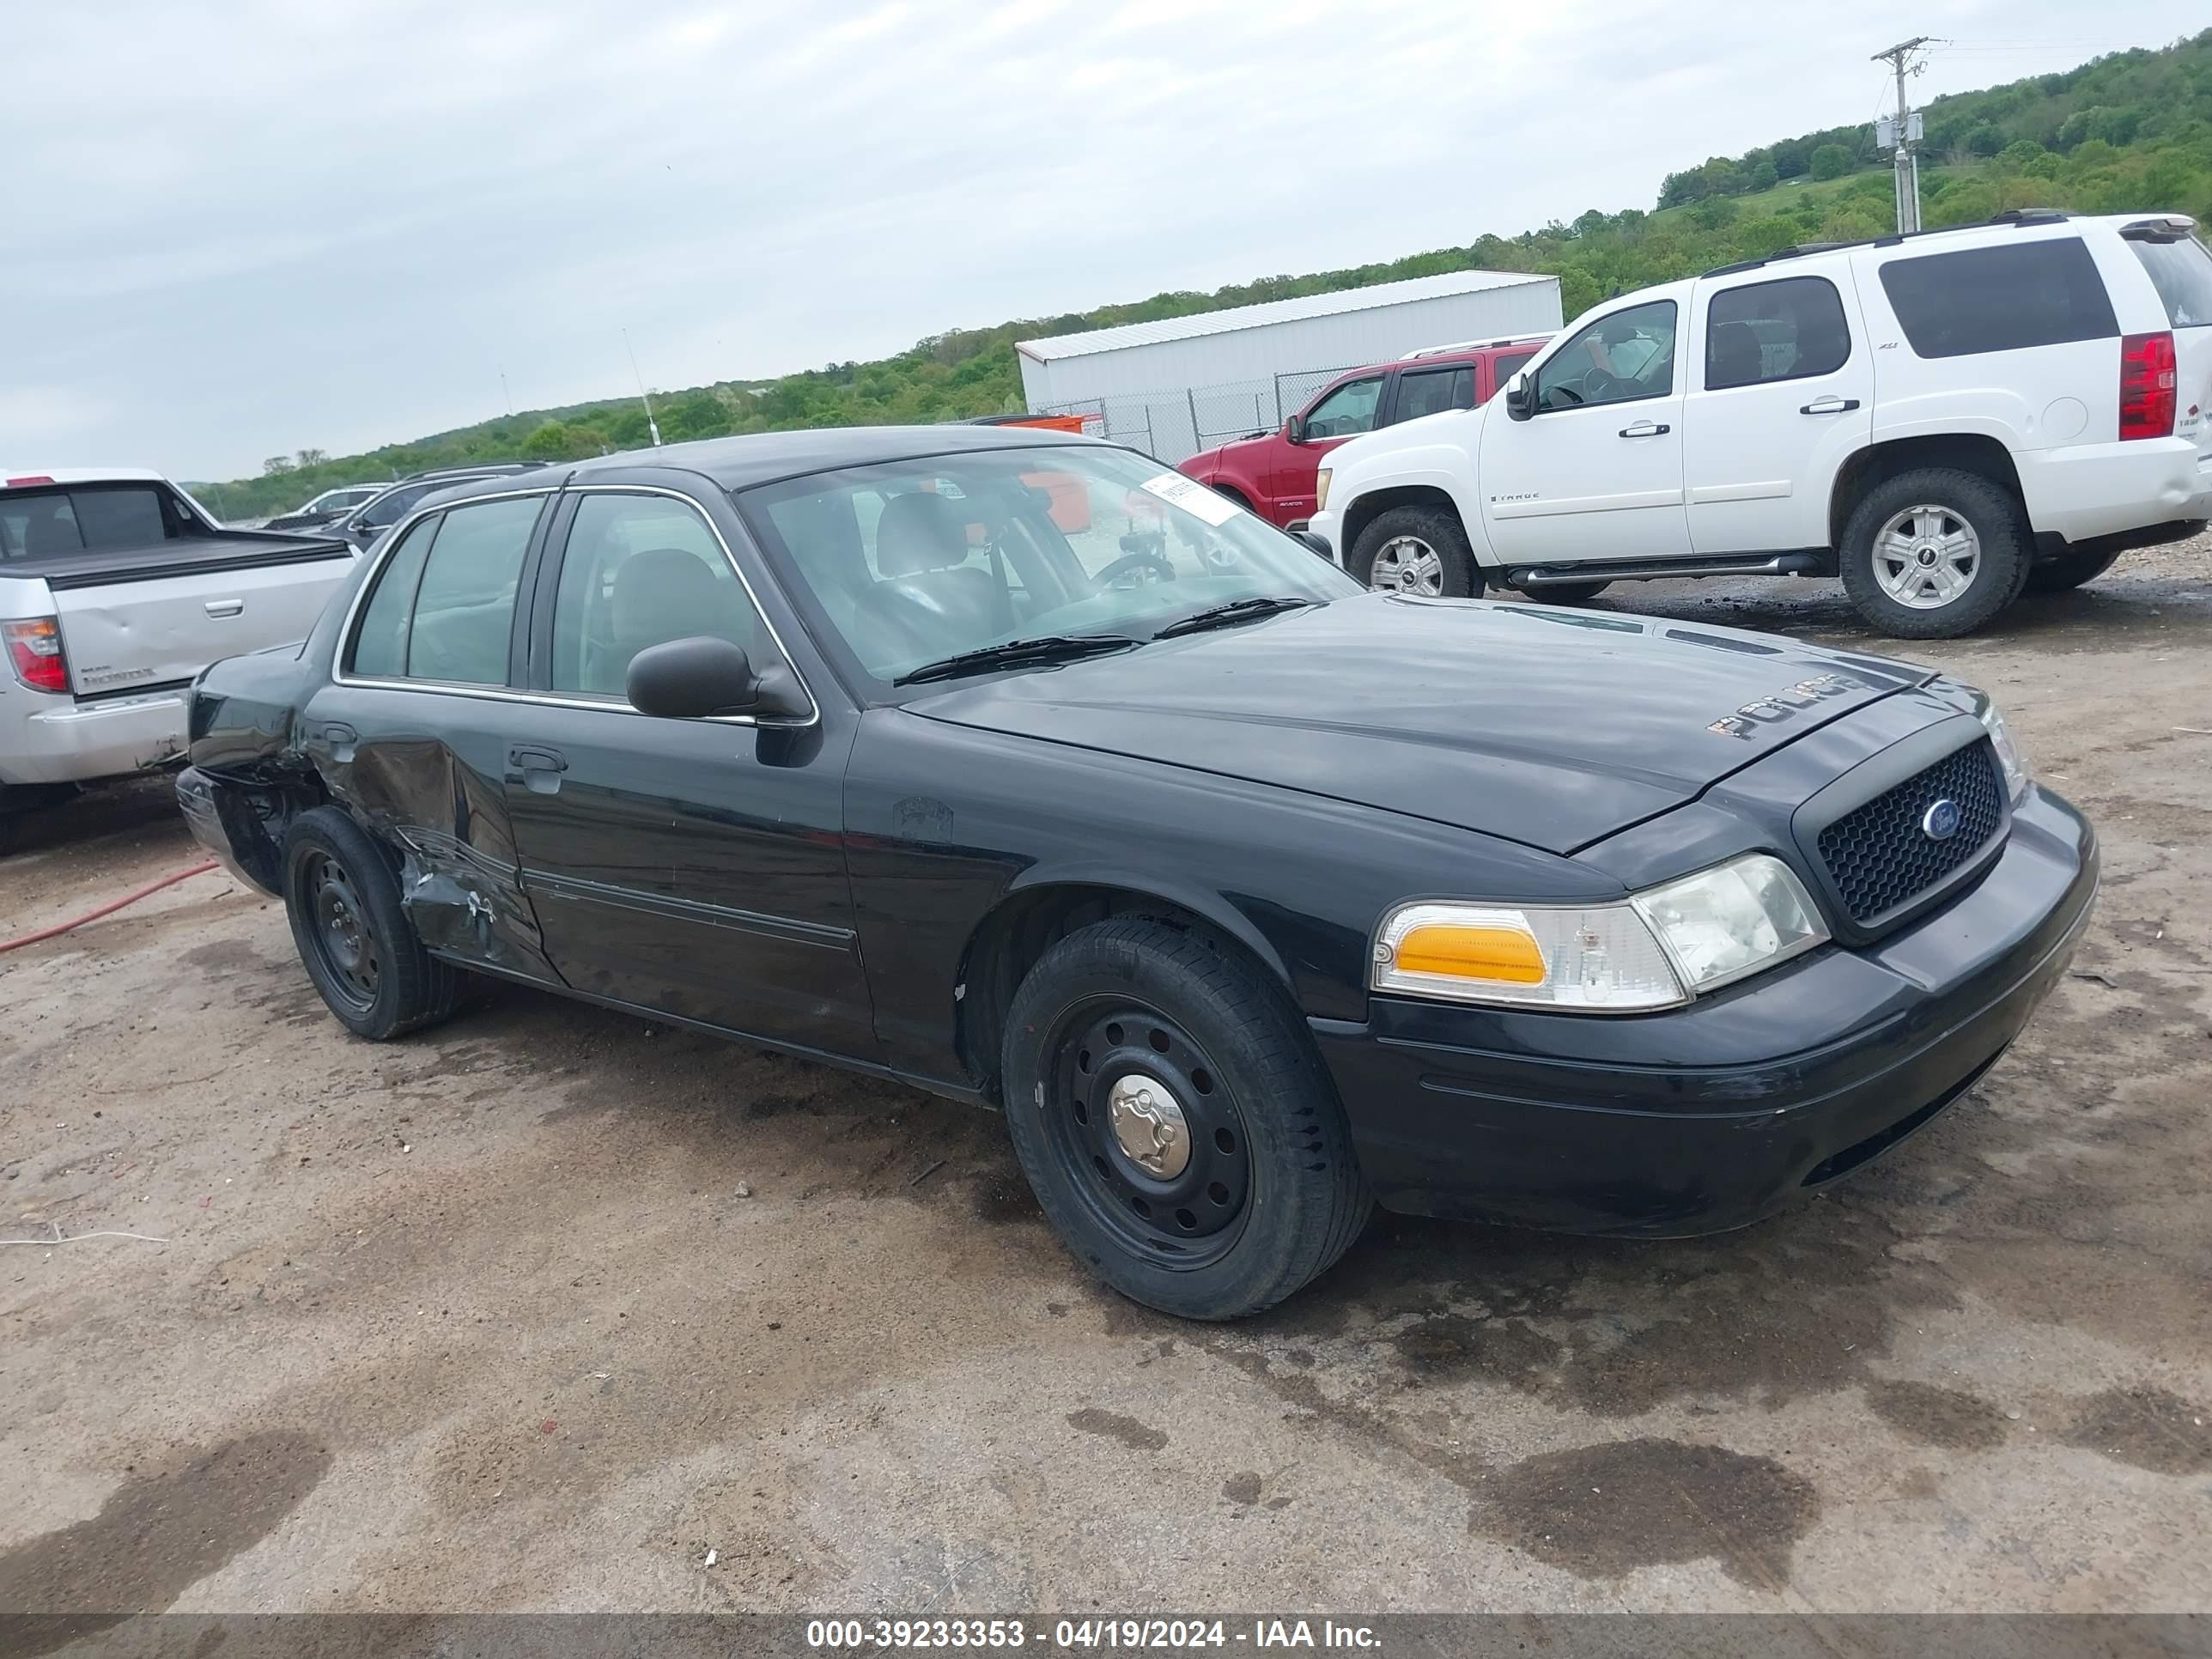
{"left": 0, "top": 687, "right": 189, "bottom": 787}
{"left": 1306, "top": 507, "right": 1344, "bottom": 565}
{"left": 1312, "top": 789, "right": 2097, "bottom": 1236}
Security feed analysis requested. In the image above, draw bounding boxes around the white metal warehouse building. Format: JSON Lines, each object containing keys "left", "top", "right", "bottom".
{"left": 1014, "top": 270, "right": 1564, "bottom": 461}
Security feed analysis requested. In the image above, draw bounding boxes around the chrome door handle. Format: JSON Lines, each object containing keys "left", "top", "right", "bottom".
{"left": 1800, "top": 396, "right": 1861, "bottom": 414}
{"left": 204, "top": 599, "right": 245, "bottom": 617}
{"left": 1619, "top": 420, "right": 1670, "bottom": 438}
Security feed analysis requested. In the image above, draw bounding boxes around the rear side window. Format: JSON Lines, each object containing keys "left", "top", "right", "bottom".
{"left": 349, "top": 496, "right": 541, "bottom": 684}
{"left": 2128, "top": 236, "right": 2212, "bottom": 327}
{"left": 357, "top": 480, "right": 441, "bottom": 529}
{"left": 0, "top": 485, "right": 191, "bottom": 560}
{"left": 1489, "top": 349, "right": 1537, "bottom": 389}
{"left": 405, "top": 496, "right": 542, "bottom": 684}
{"left": 1394, "top": 367, "right": 1474, "bottom": 422}
{"left": 1878, "top": 239, "right": 2118, "bottom": 358}
{"left": 349, "top": 515, "right": 440, "bottom": 678}
{"left": 1705, "top": 276, "right": 1852, "bottom": 389}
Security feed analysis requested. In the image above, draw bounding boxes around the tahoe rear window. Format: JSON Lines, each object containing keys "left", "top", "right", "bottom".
{"left": 2128, "top": 235, "right": 2212, "bottom": 327}
{"left": 0, "top": 484, "right": 200, "bottom": 561}
{"left": 1878, "top": 239, "right": 2118, "bottom": 358}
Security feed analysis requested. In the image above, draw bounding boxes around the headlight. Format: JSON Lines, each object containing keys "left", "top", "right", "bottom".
{"left": 1372, "top": 854, "right": 1827, "bottom": 1013}
{"left": 1972, "top": 690, "right": 2030, "bottom": 802}
{"left": 1314, "top": 468, "right": 1332, "bottom": 512}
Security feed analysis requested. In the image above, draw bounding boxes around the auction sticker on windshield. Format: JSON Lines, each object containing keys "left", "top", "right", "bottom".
{"left": 1139, "top": 471, "right": 1243, "bottom": 526}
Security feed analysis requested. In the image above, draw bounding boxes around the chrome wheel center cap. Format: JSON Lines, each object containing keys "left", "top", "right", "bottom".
{"left": 1107, "top": 1074, "right": 1190, "bottom": 1179}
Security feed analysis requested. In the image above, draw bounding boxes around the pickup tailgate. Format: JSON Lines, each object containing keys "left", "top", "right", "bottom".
{"left": 32, "top": 536, "right": 353, "bottom": 696}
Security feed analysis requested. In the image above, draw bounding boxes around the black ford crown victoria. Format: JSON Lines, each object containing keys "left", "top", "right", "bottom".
{"left": 178, "top": 427, "right": 2096, "bottom": 1319}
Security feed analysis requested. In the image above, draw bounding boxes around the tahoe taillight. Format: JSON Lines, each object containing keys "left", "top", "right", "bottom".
{"left": 3, "top": 617, "right": 69, "bottom": 693}
{"left": 2119, "top": 330, "right": 2177, "bottom": 440}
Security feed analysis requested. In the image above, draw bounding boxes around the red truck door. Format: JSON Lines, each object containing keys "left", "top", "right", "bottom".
{"left": 1263, "top": 372, "right": 1386, "bottom": 524}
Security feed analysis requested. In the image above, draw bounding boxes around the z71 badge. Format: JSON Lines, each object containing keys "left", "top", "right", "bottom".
{"left": 1707, "top": 673, "right": 1861, "bottom": 739}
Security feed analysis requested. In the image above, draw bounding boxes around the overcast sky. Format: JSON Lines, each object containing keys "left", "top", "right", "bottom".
{"left": 6, "top": 1, "right": 2201, "bottom": 482}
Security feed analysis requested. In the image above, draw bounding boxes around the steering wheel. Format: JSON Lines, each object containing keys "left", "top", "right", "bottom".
{"left": 1094, "top": 551, "right": 1177, "bottom": 588}
{"left": 1582, "top": 366, "right": 1631, "bottom": 401}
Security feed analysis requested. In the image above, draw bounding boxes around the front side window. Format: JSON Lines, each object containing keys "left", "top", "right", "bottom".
{"left": 352, "top": 495, "right": 541, "bottom": 684}
{"left": 1534, "top": 301, "right": 1678, "bottom": 411}
{"left": 1304, "top": 377, "right": 1383, "bottom": 438}
{"left": 1394, "top": 367, "right": 1474, "bottom": 422}
{"left": 1878, "top": 239, "right": 2118, "bottom": 358}
{"left": 549, "top": 492, "right": 772, "bottom": 702}
{"left": 1704, "top": 276, "right": 1852, "bottom": 390}
{"left": 742, "top": 444, "right": 1358, "bottom": 691}
{"left": 2129, "top": 234, "right": 2212, "bottom": 328}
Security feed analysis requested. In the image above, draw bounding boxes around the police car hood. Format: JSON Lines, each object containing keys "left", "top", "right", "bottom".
{"left": 903, "top": 592, "right": 1935, "bottom": 854}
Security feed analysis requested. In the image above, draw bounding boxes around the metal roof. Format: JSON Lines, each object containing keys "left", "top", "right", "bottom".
{"left": 1015, "top": 270, "right": 1555, "bottom": 364}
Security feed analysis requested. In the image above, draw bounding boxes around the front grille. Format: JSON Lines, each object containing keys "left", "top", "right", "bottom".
{"left": 1816, "top": 740, "right": 2003, "bottom": 925}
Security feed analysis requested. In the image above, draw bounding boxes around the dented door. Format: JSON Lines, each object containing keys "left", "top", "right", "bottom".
{"left": 301, "top": 681, "right": 559, "bottom": 982}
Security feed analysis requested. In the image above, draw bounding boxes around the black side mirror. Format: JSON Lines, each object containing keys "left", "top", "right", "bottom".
{"left": 1504, "top": 374, "right": 1534, "bottom": 422}
{"left": 1284, "top": 414, "right": 1308, "bottom": 444}
{"left": 626, "top": 636, "right": 807, "bottom": 720}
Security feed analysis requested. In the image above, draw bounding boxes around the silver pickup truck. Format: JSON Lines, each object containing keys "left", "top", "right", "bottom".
{"left": 1, "top": 469, "right": 358, "bottom": 851}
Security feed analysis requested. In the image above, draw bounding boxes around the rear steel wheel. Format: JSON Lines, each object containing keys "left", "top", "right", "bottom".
{"left": 283, "top": 805, "right": 460, "bottom": 1040}
{"left": 301, "top": 849, "right": 380, "bottom": 1012}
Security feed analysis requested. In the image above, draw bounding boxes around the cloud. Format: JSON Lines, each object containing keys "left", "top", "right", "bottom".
{"left": 2, "top": 0, "right": 2200, "bottom": 478}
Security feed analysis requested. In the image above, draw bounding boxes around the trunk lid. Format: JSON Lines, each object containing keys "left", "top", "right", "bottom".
{"left": 904, "top": 593, "right": 1935, "bottom": 854}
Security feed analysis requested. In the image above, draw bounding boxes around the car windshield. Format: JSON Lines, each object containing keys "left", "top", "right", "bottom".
{"left": 740, "top": 444, "right": 1358, "bottom": 690}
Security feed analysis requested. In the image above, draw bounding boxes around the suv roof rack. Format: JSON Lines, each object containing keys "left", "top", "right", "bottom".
{"left": 1702, "top": 210, "right": 2077, "bottom": 279}
{"left": 1400, "top": 335, "right": 1550, "bottom": 361}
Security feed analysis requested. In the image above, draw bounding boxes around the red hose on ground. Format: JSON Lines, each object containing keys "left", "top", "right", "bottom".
{"left": 0, "top": 860, "right": 221, "bottom": 955}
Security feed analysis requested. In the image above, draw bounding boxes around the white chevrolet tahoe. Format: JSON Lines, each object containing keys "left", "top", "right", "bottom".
{"left": 1, "top": 469, "right": 358, "bottom": 851}
{"left": 1309, "top": 211, "right": 2212, "bottom": 637}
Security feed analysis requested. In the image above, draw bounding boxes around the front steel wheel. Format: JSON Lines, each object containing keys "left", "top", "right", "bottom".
{"left": 1045, "top": 1000, "right": 1253, "bottom": 1271}
{"left": 1001, "top": 917, "right": 1371, "bottom": 1320}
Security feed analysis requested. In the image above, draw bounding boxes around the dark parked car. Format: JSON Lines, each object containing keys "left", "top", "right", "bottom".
{"left": 177, "top": 427, "right": 2096, "bottom": 1318}
{"left": 332, "top": 464, "right": 544, "bottom": 552}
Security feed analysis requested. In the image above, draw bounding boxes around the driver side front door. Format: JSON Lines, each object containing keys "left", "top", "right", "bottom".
{"left": 1476, "top": 297, "right": 1691, "bottom": 566}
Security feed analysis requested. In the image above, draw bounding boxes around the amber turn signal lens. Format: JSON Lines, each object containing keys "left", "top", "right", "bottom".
{"left": 1391, "top": 923, "right": 1547, "bottom": 984}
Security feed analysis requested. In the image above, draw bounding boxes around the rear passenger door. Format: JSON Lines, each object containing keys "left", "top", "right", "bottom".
{"left": 1387, "top": 364, "right": 1475, "bottom": 426}
{"left": 309, "top": 489, "right": 562, "bottom": 982}
{"left": 495, "top": 485, "right": 878, "bottom": 1057}
{"left": 1684, "top": 272, "right": 1872, "bottom": 555}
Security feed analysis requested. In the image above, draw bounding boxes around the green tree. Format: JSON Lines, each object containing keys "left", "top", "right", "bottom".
{"left": 1809, "top": 143, "right": 1850, "bottom": 180}
{"left": 262, "top": 456, "right": 293, "bottom": 477}
{"left": 1748, "top": 159, "right": 1779, "bottom": 191}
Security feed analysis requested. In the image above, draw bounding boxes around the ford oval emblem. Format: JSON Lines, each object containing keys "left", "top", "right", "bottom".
{"left": 1921, "top": 799, "right": 1962, "bottom": 842}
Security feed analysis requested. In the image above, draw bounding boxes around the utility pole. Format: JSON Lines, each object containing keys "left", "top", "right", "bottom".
{"left": 623, "top": 329, "right": 663, "bottom": 447}
{"left": 1873, "top": 36, "right": 1932, "bottom": 234}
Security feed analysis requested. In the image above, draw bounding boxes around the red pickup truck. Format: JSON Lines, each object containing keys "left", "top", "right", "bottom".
{"left": 1178, "top": 337, "right": 1548, "bottom": 527}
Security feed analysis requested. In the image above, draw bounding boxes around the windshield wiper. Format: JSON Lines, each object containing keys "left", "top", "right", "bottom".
{"left": 1152, "top": 596, "right": 1318, "bottom": 639}
{"left": 892, "top": 634, "right": 1140, "bottom": 687}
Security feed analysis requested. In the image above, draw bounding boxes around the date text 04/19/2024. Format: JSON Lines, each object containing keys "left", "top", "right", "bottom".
{"left": 803, "top": 1619, "right": 1382, "bottom": 1650}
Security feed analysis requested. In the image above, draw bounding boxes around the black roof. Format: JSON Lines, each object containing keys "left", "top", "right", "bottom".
{"left": 427, "top": 424, "right": 1112, "bottom": 508}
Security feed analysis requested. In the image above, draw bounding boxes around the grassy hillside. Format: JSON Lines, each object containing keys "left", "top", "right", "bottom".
{"left": 197, "top": 30, "right": 2212, "bottom": 519}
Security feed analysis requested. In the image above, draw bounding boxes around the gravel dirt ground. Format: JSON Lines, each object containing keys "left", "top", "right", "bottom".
{"left": 2, "top": 541, "right": 2208, "bottom": 1620}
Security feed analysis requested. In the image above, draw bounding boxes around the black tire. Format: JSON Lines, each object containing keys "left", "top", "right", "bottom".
{"left": 1519, "top": 580, "right": 1612, "bottom": 605}
{"left": 1000, "top": 917, "right": 1372, "bottom": 1321}
{"left": 1838, "top": 468, "right": 2029, "bottom": 639}
{"left": 2025, "top": 546, "right": 2123, "bottom": 593}
{"left": 1348, "top": 505, "right": 1479, "bottom": 598}
{"left": 283, "top": 805, "right": 460, "bottom": 1040}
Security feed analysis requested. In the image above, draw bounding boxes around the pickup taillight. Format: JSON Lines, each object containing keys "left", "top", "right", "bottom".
{"left": 2119, "top": 330, "right": 2178, "bottom": 440}
{"left": 3, "top": 617, "right": 69, "bottom": 693}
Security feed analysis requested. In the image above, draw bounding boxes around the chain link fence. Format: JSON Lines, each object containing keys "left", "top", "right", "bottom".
{"left": 1036, "top": 366, "right": 1361, "bottom": 465}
